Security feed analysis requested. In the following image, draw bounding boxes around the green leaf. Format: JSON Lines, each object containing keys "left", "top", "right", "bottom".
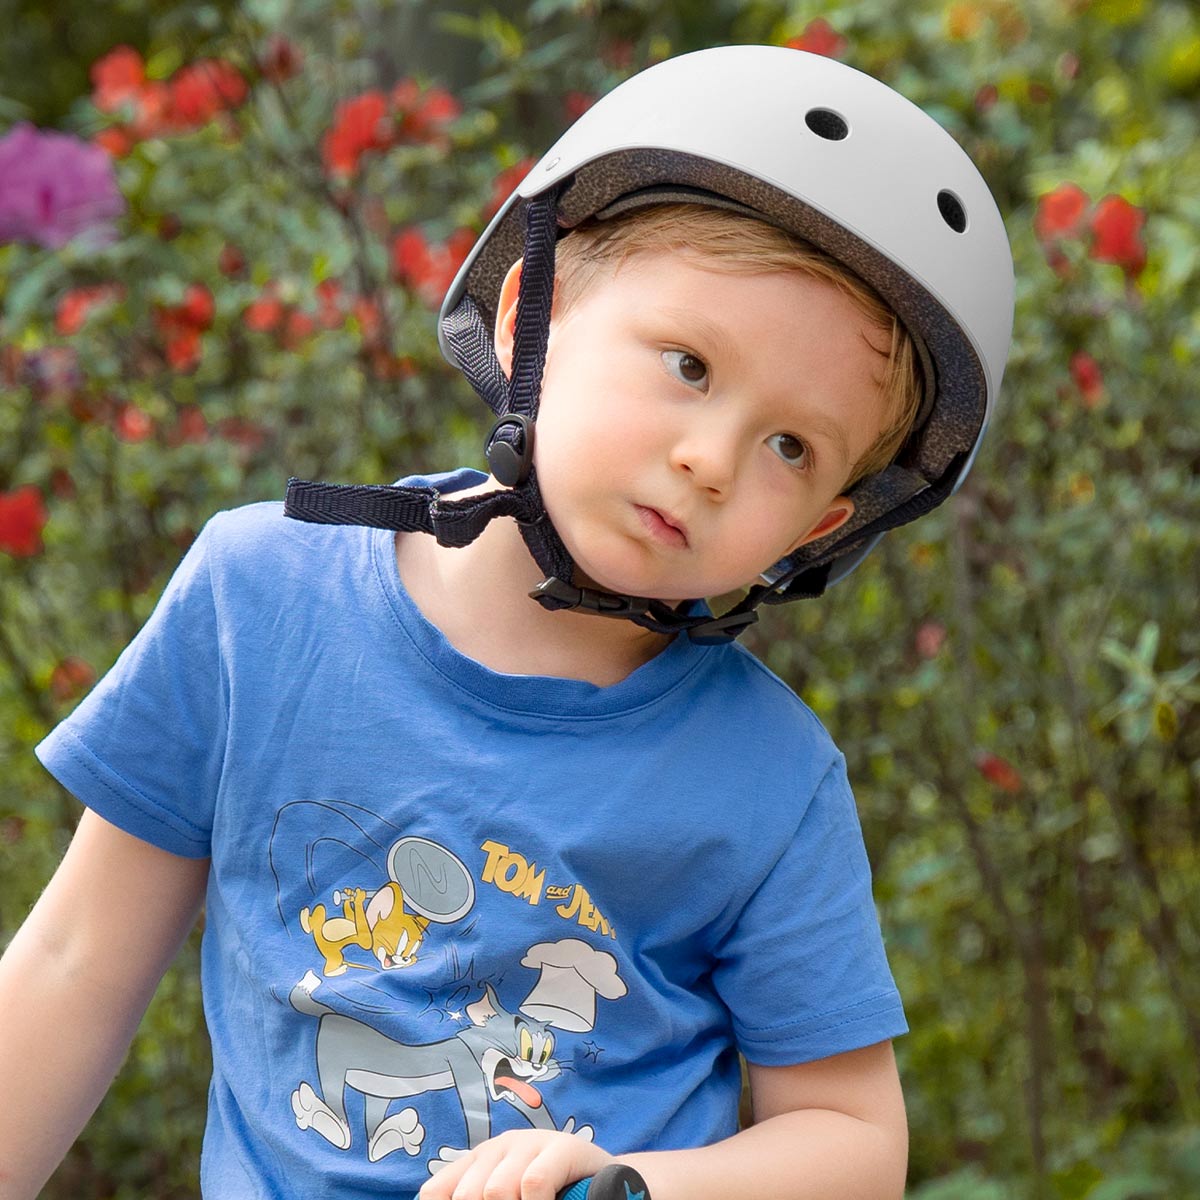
{"left": 2, "top": 252, "right": 66, "bottom": 328}
{"left": 1087, "top": 1174, "right": 1170, "bottom": 1200}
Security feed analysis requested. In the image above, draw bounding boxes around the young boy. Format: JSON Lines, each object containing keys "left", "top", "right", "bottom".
{"left": 0, "top": 44, "right": 1013, "bottom": 1200}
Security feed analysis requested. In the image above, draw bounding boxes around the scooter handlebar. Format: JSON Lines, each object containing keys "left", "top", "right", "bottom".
{"left": 556, "top": 1162, "right": 651, "bottom": 1200}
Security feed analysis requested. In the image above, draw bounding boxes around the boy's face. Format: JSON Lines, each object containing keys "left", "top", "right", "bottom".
{"left": 494, "top": 247, "right": 890, "bottom": 603}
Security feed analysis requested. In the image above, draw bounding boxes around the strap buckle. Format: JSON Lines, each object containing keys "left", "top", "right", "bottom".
{"left": 529, "top": 576, "right": 651, "bottom": 619}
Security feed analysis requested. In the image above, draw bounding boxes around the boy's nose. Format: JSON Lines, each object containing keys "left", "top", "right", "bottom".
{"left": 668, "top": 429, "right": 738, "bottom": 497}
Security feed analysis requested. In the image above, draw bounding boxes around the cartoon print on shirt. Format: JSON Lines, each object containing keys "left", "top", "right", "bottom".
{"left": 267, "top": 800, "right": 476, "bottom": 977}
{"left": 300, "top": 881, "right": 431, "bottom": 974}
{"left": 288, "top": 938, "right": 627, "bottom": 1169}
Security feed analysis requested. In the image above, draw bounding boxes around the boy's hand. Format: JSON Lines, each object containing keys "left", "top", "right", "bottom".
{"left": 419, "top": 1130, "right": 614, "bottom": 1200}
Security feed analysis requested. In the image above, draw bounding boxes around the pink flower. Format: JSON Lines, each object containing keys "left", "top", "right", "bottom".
{"left": 0, "top": 123, "right": 125, "bottom": 249}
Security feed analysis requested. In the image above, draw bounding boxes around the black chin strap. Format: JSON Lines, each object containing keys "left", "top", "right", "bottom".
{"left": 284, "top": 185, "right": 770, "bottom": 644}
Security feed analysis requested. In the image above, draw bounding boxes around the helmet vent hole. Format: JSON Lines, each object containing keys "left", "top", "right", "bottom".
{"left": 937, "top": 190, "right": 968, "bottom": 233}
{"left": 804, "top": 108, "right": 849, "bottom": 141}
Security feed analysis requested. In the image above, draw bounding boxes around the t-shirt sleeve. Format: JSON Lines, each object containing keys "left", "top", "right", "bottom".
{"left": 35, "top": 519, "right": 227, "bottom": 858}
{"left": 711, "top": 753, "right": 907, "bottom": 1065}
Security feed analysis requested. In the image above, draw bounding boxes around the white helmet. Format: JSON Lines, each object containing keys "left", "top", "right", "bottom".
{"left": 289, "top": 46, "right": 1014, "bottom": 642}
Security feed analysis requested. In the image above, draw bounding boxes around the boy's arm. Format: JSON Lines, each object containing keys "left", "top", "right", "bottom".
{"left": 0, "top": 808, "right": 209, "bottom": 1199}
{"left": 419, "top": 1039, "right": 907, "bottom": 1200}
{"left": 624, "top": 1040, "right": 908, "bottom": 1200}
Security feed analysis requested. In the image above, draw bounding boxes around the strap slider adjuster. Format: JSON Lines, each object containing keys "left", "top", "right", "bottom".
{"left": 686, "top": 609, "right": 760, "bottom": 644}
{"left": 485, "top": 413, "right": 535, "bottom": 487}
{"left": 529, "top": 576, "right": 651, "bottom": 619}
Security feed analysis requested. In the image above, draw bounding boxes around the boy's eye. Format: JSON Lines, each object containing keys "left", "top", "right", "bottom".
{"left": 661, "top": 349, "right": 708, "bottom": 390}
{"left": 767, "top": 433, "right": 811, "bottom": 469}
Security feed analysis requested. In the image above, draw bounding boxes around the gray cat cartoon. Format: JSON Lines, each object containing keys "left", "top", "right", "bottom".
{"left": 288, "top": 938, "right": 627, "bottom": 1167}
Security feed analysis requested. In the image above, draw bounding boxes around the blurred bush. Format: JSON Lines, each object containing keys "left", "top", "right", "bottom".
{"left": 0, "top": 1, "right": 1197, "bottom": 1197}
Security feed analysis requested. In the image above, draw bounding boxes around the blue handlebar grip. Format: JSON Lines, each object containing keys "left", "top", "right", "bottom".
{"left": 556, "top": 1163, "right": 651, "bottom": 1200}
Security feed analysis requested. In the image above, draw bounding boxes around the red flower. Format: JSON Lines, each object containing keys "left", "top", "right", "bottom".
{"left": 786, "top": 18, "right": 847, "bottom": 58}
{"left": 1034, "top": 183, "right": 1089, "bottom": 242}
{"left": 392, "top": 227, "right": 474, "bottom": 308}
{"left": 168, "top": 405, "right": 209, "bottom": 445}
{"left": 260, "top": 35, "right": 303, "bottom": 84}
{"left": 91, "top": 45, "right": 146, "bottom": 113}
{"left": 1069, "top": 351, "right": 1104, "bottom": 407}
{"left": 392, "top": 227, "right": 433, "bottom": 281}
{"left": 169, "top": 59, "right": 248, "bottom": 130}
{"left": 352, "top": 296, "right": 382, "bottom": 346}
{"left": 50, "top": 656, "right": 96, "bottom": 702}
{"left": 128, "top": 80, "right": 173, "bottom": 140}
{"left": 218, "top": 242, "right": 246, "bottom": 277}
{"left": 93, "top": 127, "right": 134, "bottom": 158}
{"left": 164, "top": 327, "right": 202, "bottom": 372}
{"left": 49, "top": 467, "right": 76, "bottom": 499}
{"left": 485, "top": 158, "right": 535, "bottom": 220}
{"left": 321, "top": 91, "right": 391, "bottom": 177}
{"left": 316, "top": 279, "right": 345, "bottom": 329}
{"left": 113, "top": 403, "right": 154, "bottom": 442}
{"left": 1089, "top": 194, "right": 1147, "bottom": 279}
{"left": 974, "top": 751, "right": 1023, "bottom": 793}
{"left": 396, "top": 83, "right": 461, "bottom": 143}
{"left": 564, "top": 91, "right": 595, "bottom": 121}
{"left": 281, "top": 309, "right": 317, "bottom": 348}
{"left": 55, "top": 284, "right": 124, "bottom": 335}
{"left": 915, "top": 621, "right": 947, "bottom": 659}
{"left": 601, "top": 39, "right": 634, "bottom": 70}
{"left": 152, "top": 285, "right": 211, "bottom": 372}
{"left": 974, "top": 84, "right": 999, "bottom": 113}
{"left": 218, "top": 417, "right": 268, "bottom": 453}
{"left": 0, "top": 485, "right": 49, "bottom": 556}
{"left": 244, "top": 288, "right": 285, "bottom": 332}
{"left": 179, "top": 283, "right": 215, "bottom": 330}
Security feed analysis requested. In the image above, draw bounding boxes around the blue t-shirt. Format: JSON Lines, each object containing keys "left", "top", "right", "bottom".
{"left": 36, "top": 469, "right": 906, "bottom": 1199}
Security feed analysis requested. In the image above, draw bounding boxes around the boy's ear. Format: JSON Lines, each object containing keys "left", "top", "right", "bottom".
{"left": 788, "top": 496, "right": 855, "bottom": 552}
{"left": 493, "top": 258, "right": 524, "bottom": 379}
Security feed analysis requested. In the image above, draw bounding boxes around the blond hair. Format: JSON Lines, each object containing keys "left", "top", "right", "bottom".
{"left": 553, "top": 204, "right": 922, "bottom": 487}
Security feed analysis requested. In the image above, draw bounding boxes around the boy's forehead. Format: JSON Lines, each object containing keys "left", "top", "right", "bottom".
{"left": 596, "top": 250, "right": 871, "bottom": 354}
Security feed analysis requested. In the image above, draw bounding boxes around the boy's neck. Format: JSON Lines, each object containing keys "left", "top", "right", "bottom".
{"left": 393, "top": 478, "right": 674, "bottom": 688}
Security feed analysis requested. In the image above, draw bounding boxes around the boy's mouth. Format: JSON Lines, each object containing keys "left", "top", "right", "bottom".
{"left": 635, "top": 505, "right": 688, "bottom": 548}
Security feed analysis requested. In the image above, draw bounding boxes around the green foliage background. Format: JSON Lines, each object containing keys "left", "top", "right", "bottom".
{"left": 1, "top": 1, "right": 1198, "bottom": 1197}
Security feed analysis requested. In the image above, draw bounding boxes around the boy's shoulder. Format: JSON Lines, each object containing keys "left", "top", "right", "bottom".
{"left": 201, "top": 497, "right": 361, "bottom": 559}
{"left": 685, "top": 637, "right": 845, "bottom": 767}
{"left": 189, "top": 499, "right": 373, "bottom": 607}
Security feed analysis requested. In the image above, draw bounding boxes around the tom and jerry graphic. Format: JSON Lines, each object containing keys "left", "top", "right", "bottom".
{"left": 289, "top": 939, "right": 626, "bottom": 1168}
{"left": 268, "top": 800, "right": 627, "bottom": 1174}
